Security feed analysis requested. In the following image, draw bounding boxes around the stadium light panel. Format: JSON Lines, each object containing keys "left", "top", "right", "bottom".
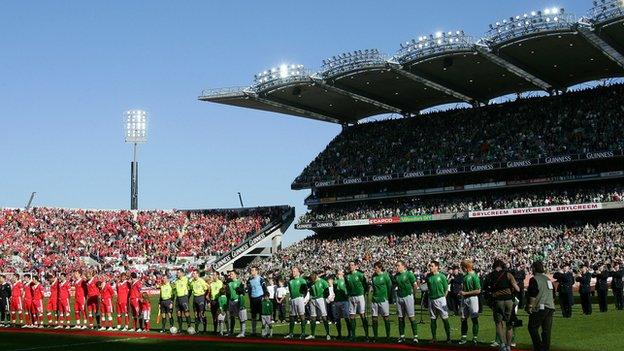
{"left": 124, "top": 109, "right": 148, "bottom": 143}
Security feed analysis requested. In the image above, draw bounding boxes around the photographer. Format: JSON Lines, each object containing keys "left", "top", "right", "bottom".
{"left": 526, "top": 261, "right": 555, "bottom": 351}
{"left": 485, "top": 259, "right": 520, "bottom": 351}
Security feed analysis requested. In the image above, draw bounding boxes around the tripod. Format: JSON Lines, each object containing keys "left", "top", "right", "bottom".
{"left": 417, "top": 290, "right": 427, "bottom": 324}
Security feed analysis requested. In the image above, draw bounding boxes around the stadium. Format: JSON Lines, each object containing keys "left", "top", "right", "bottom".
{"left": 1, "top": 1, "right": 624, "bottom": 351}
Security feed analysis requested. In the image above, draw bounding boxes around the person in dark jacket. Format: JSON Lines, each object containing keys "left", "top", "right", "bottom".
{"left": 575, "top": 264, "right": 592, "bottom": 315}
{"left": 512, "top": 265, "right": 527, "bottom": 309}
{"left": 592, "top": 264, "right": 610, "bottom": 312}
{"left": 611, "top": 262, "right": 623, "bottom": 310}
{"left": 0, "top": 275, "right": 11, "bottom": 326}
{"left": 448, "top": 266, "right": 463, "bottom": 315}
{"left": 552, "top": 264, "right": 574, "bottom": 318}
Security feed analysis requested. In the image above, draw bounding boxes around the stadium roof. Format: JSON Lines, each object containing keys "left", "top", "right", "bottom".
{"left": 199, "top": 2, "right": 624, "bottom": 124}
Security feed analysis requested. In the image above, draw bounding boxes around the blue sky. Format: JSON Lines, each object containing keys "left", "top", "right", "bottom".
{"left": 0, "top": 1, "right": 593, "bottom": 245}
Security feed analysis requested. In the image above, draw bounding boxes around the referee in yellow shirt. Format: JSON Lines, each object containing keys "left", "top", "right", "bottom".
{"left": 174, "top": 269, "right": 191, "bottom": 331}
{"left": 209, "top": 272, "right": 224, "bottom": 333}
{"left": 190, "top": 270, "right": 209, "bottom": 332}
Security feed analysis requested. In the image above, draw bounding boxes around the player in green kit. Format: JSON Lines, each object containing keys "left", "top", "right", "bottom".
{"left": 261, "top": 292, "right": 273, "bottom": 338}
{"left": 307, "top": 272, "right": 331, "bottom": 340}
{"left": 217, "top": 287, "right": 229, "bottom": 336}
{"left": 459, "top": 259, "right": 481, "bottom": 345}
{"left": 285, "top": 267, "right": 308, "bottom": 339}
{"left": 426, "top": 261, "right": 451, "bottom": 343}
{"left": 394, "top": 260, "right": 419, "bottom": 343}
{"left": 346, "top": 261, "right": 369, "bottom": 340}
{"left": 330, "top": 269, "right": 352, "bottom": 339}
{"left": 227, "top": 270, "right": 247, "bottom": 337}
{"left": 370, "top": 261, "right": 392, "bottom": 341}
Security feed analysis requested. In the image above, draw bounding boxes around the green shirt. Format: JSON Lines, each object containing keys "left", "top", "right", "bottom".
{"left": 288, "top": 277, "right": 307, "bottom": 299}
{"left": 228, "top": 279, "right": 242, "bottom": 301}
{"left": 160, "top": 283, "right": 173, "bottom": 300}
{"left": 217, "top": 294, "right": 228, "bottom": 310}
{"left": 395, "top": 270, "right": 417, "bottom": 298}
{"left": 261, "top": 299, "right": 273, "bottom": 315}
{"left": 426, "top": 272, "right": 448, "bottom": 300}
{"left": 310, "top": 278, "right": 329, "bottom": 299}
{"left": 346, "top": 270, "right": 366, "bottom": 297}
{"left": 462, "top": 271, "right": 481, "bottom": 293}
{"left": 334, "top": 278, "right": 348, "bottom": 302}
{"left": 190, "top": 278, "right": 208, "bottom": 297}
{"left": 371, "top": 272, "right": 392, "bottom": 302}
{"left": 174, "top": 276, "right": 189, "bottom": 297}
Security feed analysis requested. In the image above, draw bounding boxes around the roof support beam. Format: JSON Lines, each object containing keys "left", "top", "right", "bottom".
{"left": 248, "top": 92, "right": 342, "bottom": 124}
{"left": 310, "top": 76, "right": 403, "bottom": 114}
{"left": 475, "top": 45, "right": 554, "bottom": 92}
{"left": 386, "top": 62, "right": 475, "bottom": 104}
{"left": 577, "top": 24, "right": 624, "bottom": 70}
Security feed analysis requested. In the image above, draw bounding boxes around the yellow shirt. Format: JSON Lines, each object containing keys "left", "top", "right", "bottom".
{"left": 210, "top": 279, "right": 224, "bottom": 300}
{"left": 190, "top": 278, "right": 208, "bottom": 297}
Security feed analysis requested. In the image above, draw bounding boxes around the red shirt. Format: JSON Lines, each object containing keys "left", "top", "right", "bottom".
{"left": 74, "top": 278, "right": 87, "bottom": 300}
{"left": 140, "top": 299, "right": 150, "bottom": 310}
{"left": 129, "top": 280, "right": 142, "bottom": 299}
{"left": 11, "top": 282, "right": 23, "bottom": 300}
{"left": 23, "top": 281, "right": 33, "bottom": 300}
{"left": 101, "top": 283, "right": 114, "bottom": 299}
{"left": 32, "top": 283, "right": 44, "bottom": 302}
{"left": 59, "top": 281, "right": 71, "bottom": 300}
{"left": 87, "top": 277, "right": 100, "bottom": 298}
{"left": 49, "top": 280, "right": 59, "bottom": 300}
{"left": 116, "top": 280, "right": 130, "bottom": 301}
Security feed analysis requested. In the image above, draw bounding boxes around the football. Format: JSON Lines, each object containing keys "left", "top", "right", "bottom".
{"left": 187, "top": 326, "right": 196, "bottom": 335}
{"left": 169, "top": 326, "right": 177, "bottom": 334}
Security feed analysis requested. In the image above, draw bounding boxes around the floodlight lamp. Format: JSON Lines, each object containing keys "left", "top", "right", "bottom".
{"left": 124, "top": 109, "right": 148, "bottom": 143}
{"left": 435, "top": 31, "right": 442, "bottom": 38}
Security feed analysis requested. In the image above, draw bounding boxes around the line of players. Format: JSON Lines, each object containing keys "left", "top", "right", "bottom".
{"left": 0, "top": 260, "right": 477, "bottom": 345}
{"left": 0, "top": 271, "right": 150, "bottom": 332}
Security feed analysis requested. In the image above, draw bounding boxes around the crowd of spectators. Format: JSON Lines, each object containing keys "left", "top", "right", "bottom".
{"left": 294, "top": 84, "right": 624, "bottom": 186}
{"left": 0, "top": 207, "right": 281, "bottom": 281}
{"left": 256, "top": 220, "right": 624, "bottom": 280}
{"left": 300, "top": 184, "right": 624, "bottom": 223}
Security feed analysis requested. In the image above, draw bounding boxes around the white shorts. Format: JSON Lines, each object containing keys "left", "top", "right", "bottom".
{"left": 141, "top": 309, "right": 150, "bottom": 320}
{"left": 349, "top": 295, "right": 366, "bottom": 315}
{"left": 239, "top": 309, "right": 247, "bottom": 322}
{"left": 218, "top": 312, "right": 226, "bottom": 322}
{"left": 309, "top": 298, "right": 327, "bottom": 318}
{"left": 371, "top": 301, "right": 389, "bottom": 317}
{"left": 290, "top": 297, "right": 305, "bottom": 316}
{"left": 461, "top": 296, "right": 480, "bottom": 319}
{"left": 429, "top": 297, "right": 449, "bottom": 320}
{"left": 261, "top": 315, "right": 272, "bottom": 327}
{"left": 396, "top": 295, "right": 415, "bottom": 318}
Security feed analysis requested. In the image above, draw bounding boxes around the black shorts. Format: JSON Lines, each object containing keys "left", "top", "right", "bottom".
{"left": 250, "top": 297, "right": 262, "bottom": 316}
{"left": 176, "top": 296, "right": 189, "bottom": 312}
{"left": 193, "top": 296, "right": 206, "bottom": 312}
{"left": 160, "top": 299, "right": 174, "bottom": 313}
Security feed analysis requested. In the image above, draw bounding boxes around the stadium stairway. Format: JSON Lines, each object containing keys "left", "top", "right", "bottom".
{"left": 212, "top": 206, "right": 294, "bottom": 272}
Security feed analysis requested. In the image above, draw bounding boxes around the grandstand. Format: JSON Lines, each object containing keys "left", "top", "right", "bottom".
{"left": 0, "top": 205, "right": 294, "bottom": 279}
{"left": 199, "top": 2, "right": 624, "bottom": 274}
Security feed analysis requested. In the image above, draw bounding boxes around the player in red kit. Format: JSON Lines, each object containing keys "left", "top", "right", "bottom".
{"left": 129, "top": 272, "right": 142, "bottom": 331}
{"left": 73, "top": 271, "right": 87, "bottom": 329}
{"left": 46, "top": 274, "right": 59, "bottom": 327}
{"left": 85, "top": 271, "right": 100, "bottom": 329}
{"left": 115, "top": 273, "right": 131, "bottom": 331}
{"left": 139, "top": 292, "right": 151, "bottom": 332}
{"left": 22, "top": 274, "right": 33, "bottom": 328}
{"left": 10, "top": 275, "right": 23, "bottom": 326}
{"left": 31, "top": 275, "right": 44, "bottom": 328}
{"left": 58, "top": 273, "right": 72, "bottom": 329}
{"left": 99, "top": 277, "right": 115, "bottom": 330}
